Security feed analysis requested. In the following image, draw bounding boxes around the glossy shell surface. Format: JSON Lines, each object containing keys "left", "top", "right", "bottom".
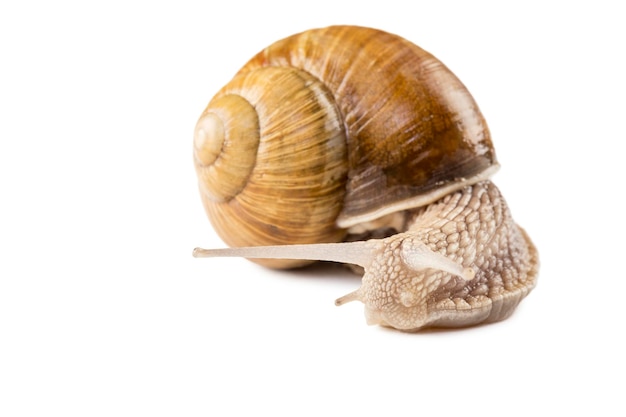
{"left": 193, "top": 26, "right": 498, "bottom": 266}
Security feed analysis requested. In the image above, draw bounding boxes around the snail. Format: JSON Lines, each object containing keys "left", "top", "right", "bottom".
{"left": 192, "top": 25, "right": 539, "bottom": 331}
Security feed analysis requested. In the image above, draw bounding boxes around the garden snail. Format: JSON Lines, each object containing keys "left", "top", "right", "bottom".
{"left": 192, "top": 25, "right": 539, "bottom": 331}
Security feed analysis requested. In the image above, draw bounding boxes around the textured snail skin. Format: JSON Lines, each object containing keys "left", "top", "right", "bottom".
{"left": 193, "top": 25, "right": 539, "bottom": 331}
{"left": 345, "top": 181, "right": 538, "bottom": 331}
{"left": 194, "top": 181, "right": 538, "bottom": 331}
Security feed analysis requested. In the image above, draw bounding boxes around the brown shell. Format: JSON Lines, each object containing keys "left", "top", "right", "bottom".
{"left": 239, "top": 25, "right": 498, "bottom": 228}
{"left": 193, "top": 25, "right": 498, "bottom": 266}
{"left": 194, "top": 66, "right": 348, "bottom": 268}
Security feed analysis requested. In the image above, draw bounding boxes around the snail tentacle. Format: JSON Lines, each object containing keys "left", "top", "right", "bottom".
{"left": 192, "top": 26, "right": 539, "bottom": 331}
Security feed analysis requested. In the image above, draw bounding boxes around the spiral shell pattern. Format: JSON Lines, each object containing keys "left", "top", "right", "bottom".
{"left": 194, "top": 66, "right": 348, "bottom": 267}
{"left": 194, "top": 26, "right": 498, "bottom": 267}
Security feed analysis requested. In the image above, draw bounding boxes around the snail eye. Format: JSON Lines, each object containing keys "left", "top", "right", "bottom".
{"left": 192, "top": 25, "right": 538, "bottom": 331}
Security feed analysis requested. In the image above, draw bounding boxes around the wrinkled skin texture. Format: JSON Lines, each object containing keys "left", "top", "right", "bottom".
{"left": 355, "top": 181, "right": 538, "bottom": 331}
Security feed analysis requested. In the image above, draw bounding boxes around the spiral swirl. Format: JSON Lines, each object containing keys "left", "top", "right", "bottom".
{"left": 194, "top": 66, "right": 348, "bottom": 267}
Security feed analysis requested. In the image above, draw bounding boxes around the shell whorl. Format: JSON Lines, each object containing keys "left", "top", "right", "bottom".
{"left": 194, "top": 66, "right": 348, "bottom": 267}
{"left": 194, "top": 25, "right": 499, "bottom": 267}
{"left": 241, "top": 26, "right": 498, "bottom": 227}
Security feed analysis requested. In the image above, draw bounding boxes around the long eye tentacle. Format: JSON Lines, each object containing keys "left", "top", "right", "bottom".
{"left": 400, "top": 240, "right": 475, "bottom": 281}
{"left": 193, "top": 240, "right": 380, "bottom": 268}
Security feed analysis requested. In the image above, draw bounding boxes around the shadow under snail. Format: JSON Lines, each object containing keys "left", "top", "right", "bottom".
{"left": 192, "top": 25, "right": 539, "bottom": 332}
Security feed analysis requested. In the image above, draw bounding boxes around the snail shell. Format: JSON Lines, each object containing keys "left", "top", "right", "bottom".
{"left": 193, "top": 26, "right": 538, "bottom": 331}
{"left": 193, "top": 25, "right": 498, "bottom": 267}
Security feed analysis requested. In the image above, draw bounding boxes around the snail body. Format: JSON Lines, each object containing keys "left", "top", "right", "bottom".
{"left": 193, "top": 26, "right": 538, "bottom": 331}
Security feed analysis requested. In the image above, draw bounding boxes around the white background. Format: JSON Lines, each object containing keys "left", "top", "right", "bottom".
{"left": 1, "top": 1, "right": 624, "bottom": 416}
